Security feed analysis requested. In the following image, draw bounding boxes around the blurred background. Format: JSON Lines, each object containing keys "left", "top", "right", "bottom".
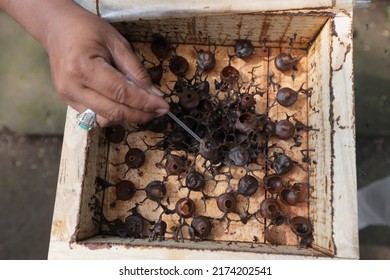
{"left": 0, "top": 1, "right": 389, "bottom": 259}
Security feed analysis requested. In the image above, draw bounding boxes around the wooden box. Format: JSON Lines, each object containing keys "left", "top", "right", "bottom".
{"left": 49, "top": 0, "right": 358, "bottom": 259}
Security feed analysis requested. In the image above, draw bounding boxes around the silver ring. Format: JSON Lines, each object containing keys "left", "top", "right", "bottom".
{"left": 76, "top": 109, "right": 98, "bottom": 131}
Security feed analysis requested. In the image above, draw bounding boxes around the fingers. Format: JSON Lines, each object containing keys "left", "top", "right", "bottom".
{"left": 106, "top": 34, "right": 166, "bottom": 97}
{"left": 73, "top": 86, "right": 163, "bottom": 126}
{"left": 60, "top": 81, "right": 163, "bottom": 127}
{"left": 82, "top": 57, "right": 169, "bottom": 115}
{"left": 107, "top": 35, "right": 152, "bottom": 90}
{"left": 48, "top": 20, "right": 169, "bottom": 127}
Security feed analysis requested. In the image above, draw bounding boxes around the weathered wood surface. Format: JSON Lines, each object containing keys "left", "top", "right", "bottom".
{"left": 75, "top": 1, "right": 354, "bottom": 49}
{"left": 329, "top": 14, "right": 358, "bottom": 260}
{"left": 111, "top": 15, "right": 328, "bottom": 49}
{"left": 307, "top": 19, "right": 335, "bottom": 256}
{"left": 49, "top": 107, "right": 99, "bottom": 245}
{"left": 76, "top": 1, "right": 355, "bottom": 21}
{"left": 307, "top": 14, "right": 358, "bottom": 259}
{"left": 51, "top": 237, "right": 328, "bottom": 260}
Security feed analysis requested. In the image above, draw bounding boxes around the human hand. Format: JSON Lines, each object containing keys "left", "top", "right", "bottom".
{"left": 45, "top": 3, "right": 169, "bottom": 127}
{"left": 0, "top": 0, "right": 169, "bottom": 127}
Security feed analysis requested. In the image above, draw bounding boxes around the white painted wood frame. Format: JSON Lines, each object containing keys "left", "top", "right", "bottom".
{"left": 48, "top": 1, "right": 357, "bottom": 259}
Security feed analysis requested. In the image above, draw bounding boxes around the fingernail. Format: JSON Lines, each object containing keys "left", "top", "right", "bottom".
{"left": 156, "top": 107, "right": 169, "bottom": 116}
{"left": 150, "top": 86, "right": 164, "bottom": 97}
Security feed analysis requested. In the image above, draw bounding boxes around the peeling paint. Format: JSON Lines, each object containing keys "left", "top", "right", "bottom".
{"left": 335, "top": 115, "right": 349, "bottom": 129}
{"left": 334, "top": 43, "right": 351, "bottom": 71}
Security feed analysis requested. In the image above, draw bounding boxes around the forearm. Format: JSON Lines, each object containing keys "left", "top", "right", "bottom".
{"left": 0, "top": 0, "right": 90, "bottom": 50}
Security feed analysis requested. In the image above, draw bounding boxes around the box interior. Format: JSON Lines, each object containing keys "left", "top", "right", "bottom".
{"left": 74, "top": 12, "right": 334, "bottom": 258}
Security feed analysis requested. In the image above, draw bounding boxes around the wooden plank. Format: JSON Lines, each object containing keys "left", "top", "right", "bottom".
{"left": 48, "top": 107, "right": 100, "bottom": 246}
{"left": 307, "top": 20, "right": 334, "bottom": 256}
{"left": 96, "top": 0, "right": 333, "bottom": 22}
{"left": 75, "top": 0, "right": 355, "bottom": 20}
{"left": 306, "top": 15, "right": 358, "bottom": 259}
{"left": 330, "top": 14, "right": 359, "bottom": 259}
{"left": 112, "top": 14, "right": 329, "bottom": 49}
{"left": 76, "top": 126, "right": 108, "bottom": 240}
{"left": 50, "top": 238, "right": 328, "bottom": 260}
